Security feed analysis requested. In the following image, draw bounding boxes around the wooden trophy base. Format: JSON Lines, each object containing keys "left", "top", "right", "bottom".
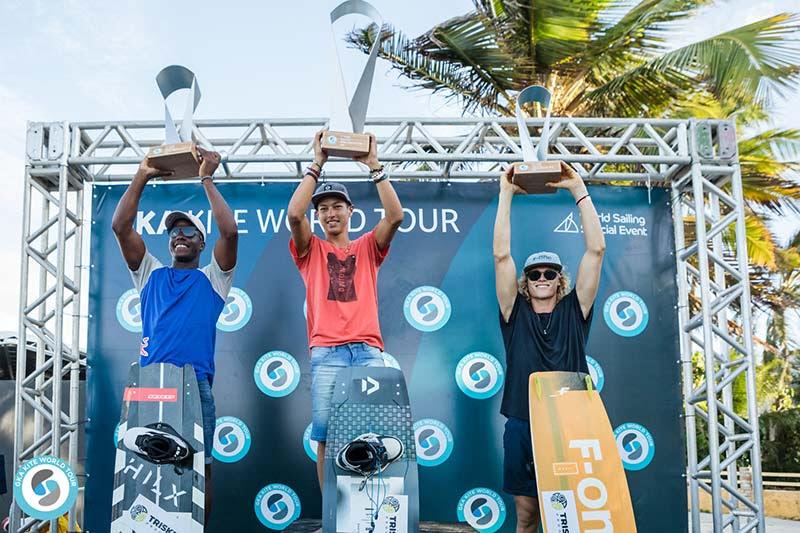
{"left": 147, "top": 142, "right": 201, "bottom": 180}
{"left": 512, "top": 161, "right": 562, "bottom": 194}
{"left": 320, "top": 131, "right": 370, "bottom": 158}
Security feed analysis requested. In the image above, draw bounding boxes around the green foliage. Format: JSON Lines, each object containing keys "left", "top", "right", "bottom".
{"left": 761, "top": 409, "right": 800, "bottom": 472}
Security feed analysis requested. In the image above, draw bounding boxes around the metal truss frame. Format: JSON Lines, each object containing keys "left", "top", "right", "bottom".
{"left": 13, "top": 116, "right": 763, "bottom": 532}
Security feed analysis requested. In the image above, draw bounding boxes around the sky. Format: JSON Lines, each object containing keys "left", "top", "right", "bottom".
{"left": 0, "top": 0, "right": 797, "bottom": 333}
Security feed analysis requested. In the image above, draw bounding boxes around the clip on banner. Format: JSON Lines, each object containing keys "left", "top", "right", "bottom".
{"left": 512, "top": 85, "right": 561, "bottom": 194}
{"left": 147, "top": 65, "right": 202, "bottom": 180}
{"left": 320, "top": 0, "right": 383, "bottom": 158}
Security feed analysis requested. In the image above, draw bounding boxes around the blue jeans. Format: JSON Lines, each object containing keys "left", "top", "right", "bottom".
{"left": 197, "top": 378, "right": 216, "bottom": 464}
{"left": 310, "top": 342, "right": 385, "bottom": 442}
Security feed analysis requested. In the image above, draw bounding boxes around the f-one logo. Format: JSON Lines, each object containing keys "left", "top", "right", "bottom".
{"left": 403, "top": 286, "right": 452, "bottom": 332}
{"left": 456, "top": 488, "right": 506, "bottom": 533}
{"left": 116, "top": 289, "right": 142, "bottom": 333}
{"left": 254, "top": 484, "right": 301, "bottom": 530}
{"left": 13, "top": 456, "right": 78, "bottom": 520}
{"left": 212, "top": 416, "right": 252, "bottom": 463}
{"left": 455, "top": 352, "right": 504, "bottom": 399}
{"left": 586, "top": 355, "right": 605, "bottom": 392}
{"left": 361, "top": 376, "right": 380, "bottom": 395}
{"left": 303, "top": 423, "right": 319, "bottom": 462}
{"left": 414, "top": 418, "right": 454, "bottom": 467}
{"left": 217, "top": 287, "right": 253, "bottom": 332}
{"left": 254, "top": 351, "right": 301, "bottom": 397}
{"left": 603, "top": 290, "right": 649, "bottom": 337}
{"left": 614, "top": 423, "right": 655, "bottom": 471}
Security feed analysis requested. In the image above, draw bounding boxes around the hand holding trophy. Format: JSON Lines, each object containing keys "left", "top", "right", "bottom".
{"left": 511, "top": 85, "right": 562, "bottom": 194}
{"left": 320, "top": 0, "right": 384, "bottom": 158}
{"left": 146, "top": 65, "right": 202, "bottom": 180}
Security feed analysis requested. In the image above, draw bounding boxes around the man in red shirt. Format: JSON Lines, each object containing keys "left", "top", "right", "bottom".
{"left": 287, "top": 130, "right": 404, "bottom": 491}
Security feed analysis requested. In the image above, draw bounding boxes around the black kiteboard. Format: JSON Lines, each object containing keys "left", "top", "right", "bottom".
{"left": 111, "top": 362, "right": 205, "bottom": 532}
{"left": 322, "top": 367, "right": 419, "bottom": 533}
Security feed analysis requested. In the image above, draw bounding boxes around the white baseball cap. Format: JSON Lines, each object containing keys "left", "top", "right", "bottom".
{"left": 523, "top": 251, "right": 563, "bottom": 273}
{"left": 165, "top": 211, "right": 206, "bottom": 240}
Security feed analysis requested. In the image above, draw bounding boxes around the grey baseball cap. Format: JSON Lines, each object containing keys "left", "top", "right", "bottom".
{"left": 523, "top": 251, "right": 563, "bottom": 272}
{"left": 165, "top": 211, "right": 206, "bottom": 240}
{"left": 311, "top": 182, "right": 352, "bottom": 208}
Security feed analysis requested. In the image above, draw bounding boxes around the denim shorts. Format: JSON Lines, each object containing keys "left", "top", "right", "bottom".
{"left": 197, "top": 378, "right": 216, "bottom": 464}
{"left": 310, "top": 342, "right": 385, "bottom": 442}
{"left": 503, "top": 416, "right": 537, "bottom": 496}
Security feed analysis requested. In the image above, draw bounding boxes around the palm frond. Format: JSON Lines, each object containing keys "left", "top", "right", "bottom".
{"left": 584, "top": 13, "right": 800, "bottom": 116}
{"left": 346, "top": 21, "right": 519, "bottom": 115}
{"left": 739, "top": 128, "right": 800, "bottom": 213}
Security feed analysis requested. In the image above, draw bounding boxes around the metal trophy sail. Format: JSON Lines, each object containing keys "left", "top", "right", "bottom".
{"left": 147, "top": 65, "right": 202, "bottom": 179}
{"left": 512, "top": 85, "right": 561, "bottom": 194}
{"left": 320, "top": 0, "right": 383, "bottom": 158}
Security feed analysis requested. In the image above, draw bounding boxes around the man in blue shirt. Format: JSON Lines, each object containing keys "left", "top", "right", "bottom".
{"left": 111, "top": 148, "right": 238, "bottom": 522}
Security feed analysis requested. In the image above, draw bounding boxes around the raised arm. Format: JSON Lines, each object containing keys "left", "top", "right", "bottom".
{"left": 358, "top": 134, "right": 403, "bottom": 251}
{"left": 287, "top": 131, "right": 325, "bottom": 259}
{"left": 111, "top": 158, "right": 168, "bottom": 270}
{"left": 547, "top": 162, "right": 605, "bottom": 318}
{"left": 197, "top": 148, "right": 238, "bottom": 271}
{"left": 494, "top": 167, "right": 526, "bottom": 322}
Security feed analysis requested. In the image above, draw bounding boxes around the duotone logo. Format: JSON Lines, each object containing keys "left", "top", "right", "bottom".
{"left": 614, "top": 422, "right": 655, "bottom": 471}
{"left": 116, "top": 289, "right": 142, "bottom": 332}
{"left": 303, "top": 423, "right": 319, "bottom": 462}
{"left": 550, "top": 492, "right": 568, "bottom": 511}
{"left": 457, "top": 488, "right": 506, "bottom": 533}
{"left": 213, "top": 416, "right": 252, "bottom": 463}
{"left": 217, "top": 287, "right": 253, "bottom": 332}
{"left": 414, "top": 418, "right": 454, "bottom": 467}
{"left": 327, "top": 135, "right": 337, "bottom": 144}
{"left": 129, "top": 503, "right": 148, "bottom": 522}
{"left": 254, "top": 484, "right": 301, "bottom": 530}
{"left": 403, "top": 286, "right": 452, "bottom": 332}
{"left": 586, "top": 355, "right": 605, "bottom": 392}
{"left": 603, "top": 290, "right": 649, "bottom": 337}
{"left": 254, "top": 351, "right": 301, "bottom": 397}
{"left": 14, "top": 456, "right": 78, "bottom": 520}
{"left": 455, "top": 352, "right": 504, "bottom": 399}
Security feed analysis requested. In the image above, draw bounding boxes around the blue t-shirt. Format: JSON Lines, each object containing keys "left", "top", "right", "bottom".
{"left": 131, "top": 252, "right": 234, "bottom": 383}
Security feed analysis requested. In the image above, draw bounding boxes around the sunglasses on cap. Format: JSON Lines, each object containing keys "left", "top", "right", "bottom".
{"left": 169, "top": 226, "right": 200, "bottom": 239}
{"left": 526, "top": 269, "right": 559, "bottom": 281}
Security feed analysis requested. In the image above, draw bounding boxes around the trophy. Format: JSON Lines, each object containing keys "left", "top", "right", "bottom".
{"left": 512, "top": 85, "right": 561, "bottom": 194}
{"left": 320, "top": 0, "right": 384, "bottom": 158}
{"left": 146, "top": 65, "right": 202, "bottom": 179}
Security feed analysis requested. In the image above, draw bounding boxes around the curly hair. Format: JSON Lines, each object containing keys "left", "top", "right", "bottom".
{"left": 517, "top": 267, "right": 571, "bottom": 304}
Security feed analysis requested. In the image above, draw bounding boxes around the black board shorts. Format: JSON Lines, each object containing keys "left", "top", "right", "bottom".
{"left": 502, "top": 416, "right": 538, "bottom": 497}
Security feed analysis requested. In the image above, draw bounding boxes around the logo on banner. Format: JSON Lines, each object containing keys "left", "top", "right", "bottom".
{"left": 254, "top": 351, "right": 301, "bottom": 397}
{"left": 614, "top": 422, "right": 655, "bottom": 471}
{"left": 13, "top": 456, "right": 78, "bottom": 520}
{"left": 586, "top": 355, "right": 605, "bottom": 392}
{"left": 457, "top": 488, "right": 506, "bottom": 533}
{"left": 541, "top": 490, "right": 580, "bottom": 532}
{"left": 213, "top": 416, "right": 252, "bottom": 463}
{"left": 455, "top": 352, "right": 504, "bottom": 399}
{"left": 554, "top": 212, "right": 580, "bottom": 234}
{"left": 254, "top": 484, "right": 301, "bottom": 530}
{"left": 414, "top": 418, "right": 454, "bottom": 467}
{"left": 303, "top": 423, "right": 319, "bottom": 462}
{"left": 404, "top": 286, "right": 452, "bottom": 332}
{"left": 604, "top": 291, "right": 649, "bottom": 337}
{"left": 116, "top": 289, "right": 142, "bottom": 332}
{"left": 217, "top": 287, "right": 253, "bottom": 332}
{"left": 382, "top": 352, "right": 401, "bottom": 370}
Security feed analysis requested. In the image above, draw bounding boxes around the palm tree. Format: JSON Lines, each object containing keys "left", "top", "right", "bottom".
{"left": 348, "top": 1, "right": 800, "bottom": 270}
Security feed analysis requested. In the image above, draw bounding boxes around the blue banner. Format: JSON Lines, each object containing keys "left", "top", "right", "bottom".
{"left": 86, "top": 181, "right": 685, "bottom": 532}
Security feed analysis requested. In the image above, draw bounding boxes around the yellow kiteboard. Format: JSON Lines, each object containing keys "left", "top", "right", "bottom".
{"left": 529, "top": 371, "right": 636, "bottom": 533}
